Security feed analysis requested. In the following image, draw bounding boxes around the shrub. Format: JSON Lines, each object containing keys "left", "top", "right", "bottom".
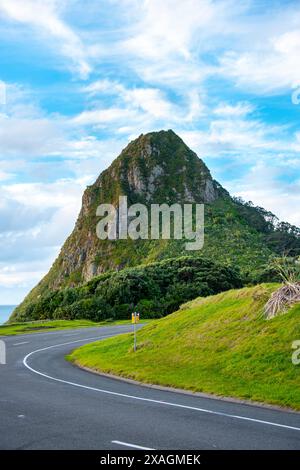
{"left": 21, "top": 256, "right": 243, "bottom": 321}
{"left": 136, "top": 299, "right": 162, "bottom": 318}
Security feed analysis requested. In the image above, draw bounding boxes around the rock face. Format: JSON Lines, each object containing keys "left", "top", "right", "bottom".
{"left": 14, "top": 129, "right": 284, "bottom": 319}
{"left": 92, "top": 129, "right": 223, "bottom": 205}
{"left": 45, "top": 129, "right": 226, "bottom": 287}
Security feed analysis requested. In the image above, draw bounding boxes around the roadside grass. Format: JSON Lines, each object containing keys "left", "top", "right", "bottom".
{"left": 0, "top": 319, "right": 134, "bottom": 336}
{"left": 68, "top": 283, "right": 300, "bottom": 410}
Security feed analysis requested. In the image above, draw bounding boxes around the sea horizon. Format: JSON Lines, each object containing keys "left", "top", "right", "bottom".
{"left": 0, "top": 305, "right": 17, "bottom": 325}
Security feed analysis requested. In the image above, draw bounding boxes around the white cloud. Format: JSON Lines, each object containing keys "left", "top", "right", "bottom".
{"left": 219, "top": 23, "right": 300, "bottom": 93}
{"left": 2, "top": 177, "right": 90, "bottom": 209}
{"left": 83, "top": 80, "right": 176, "bottom": 118}
{"left": 181, "top": 115, "right": 286, "bottom": 159}
{"left": 0, "top": 83, "right": 69, "bottom": 159}
{"left": 0, "top": 177, "right": 88, "bottom": 299}
{"left": 82, "top": 79, "right": 204, "bottom": 126}
{"left": 123, "top": 0, "right": 229, "bottom": 60}
{"left": 0, "top": 0, "right": 91, "bottom": 78}
{"left": 0, "top": 82, "right": 127, "bottom": 164}
{"left": 0, "top": 169, "right": 13, "bottom": 181}
{"left": 135, "top": 59, "right": 210, "bottom": 89}
{"left": 115, "top": 0, "right": 245, "bottom": 91}
{"left": 226, "top": 161, "right": 300, "bottom": 227}
{"left": 0, "top": 266, "right": 45, "bottom": 288}
{"left": 113, "top": 1, "right": 300, "bottom": 96}
{"left": 213, "top": 102, "right": 255, "bottom": 117}
{"left": 83, "top": 79, "right": 123, "bottom": 95}
{"left": 62, "top": 135, "right": 125, "bottom": 161}
{"left": 0, "top": 79, "right": 6, "bottom": 105}
{"left": 122, "top": 88, "right": 174, "bottom": 119}
{"left": 208, "top": 119, "right": 279, "bottom": 150}
{"left": 72, "top": 107, "right": 138, "bottom": 126}
{"left": 0, "top": 113, "right": 64, "bottom": 157}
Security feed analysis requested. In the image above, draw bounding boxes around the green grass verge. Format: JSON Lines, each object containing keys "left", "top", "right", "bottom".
{"left": 68, "top": 284, "right": 300, "bottom": 410}
{"left": 0, "top": 319, "right": 133, "bottom": 336}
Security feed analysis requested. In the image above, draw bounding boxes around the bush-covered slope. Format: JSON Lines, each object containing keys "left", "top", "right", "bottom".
{"left": 10, "top": 256, "right": 242, "bottom": 322}
{"left": 68, "top": 284, "right": 300, "bottom": 410}
{"left": 12, "top": 130, "right": 300, "bottom": 322}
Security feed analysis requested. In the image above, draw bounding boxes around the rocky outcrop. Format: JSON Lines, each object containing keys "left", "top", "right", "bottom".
{"left": 12, "top": 130, "right": 230, "bottom": 316}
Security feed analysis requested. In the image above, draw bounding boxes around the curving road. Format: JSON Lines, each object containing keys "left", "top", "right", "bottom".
{"left": 0, "top": 325, "right": 300, "bottom": 450}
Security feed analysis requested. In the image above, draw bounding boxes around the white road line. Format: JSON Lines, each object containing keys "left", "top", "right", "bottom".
{"left": 5, "top": 325, "right": 131, "bottom": 340}
{"left": 13, "top": 341, "right": 29, "bottom": 346}
{"left": 112, "top": 440, "right": 154, "bottom": 450}
{"left": 22, "top": 336, "right": 300, "bottom": 433}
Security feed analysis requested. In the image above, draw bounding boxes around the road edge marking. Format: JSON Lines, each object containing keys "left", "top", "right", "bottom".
{"left": 23, "top": 335, "right": 300, "bottom": 433}
{"left": 112, "top": 440, "right": 154, "bottom": 450}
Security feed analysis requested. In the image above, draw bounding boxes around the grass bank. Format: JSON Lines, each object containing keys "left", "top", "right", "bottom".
{"left": 68, "top": 284, "right": 300, "bottom": 410}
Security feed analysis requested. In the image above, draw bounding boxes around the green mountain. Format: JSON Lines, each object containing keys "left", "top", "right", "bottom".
{"left": 11, "top": 130, "right": 300, "bottom": 321}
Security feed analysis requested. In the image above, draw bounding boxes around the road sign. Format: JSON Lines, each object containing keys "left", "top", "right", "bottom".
{"left": 132, "top": 312, "right": 140, "bottom": 324}
{"left": 132, "top": 312, "right": 140, "bottom": 351}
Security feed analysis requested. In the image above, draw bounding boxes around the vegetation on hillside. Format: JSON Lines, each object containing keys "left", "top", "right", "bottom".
{"left": 68, "top": 284, "right": 300, "bottom": 410}
{"left": 10, "top": 256, "right": 242, "bottom": 322}
{"left": 264, "top": 257, "right": 300, "bottom": 319}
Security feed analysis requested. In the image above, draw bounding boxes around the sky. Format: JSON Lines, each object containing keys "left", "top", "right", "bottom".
{"left": 1, "top": 0, "right": 300, "bottom": 304}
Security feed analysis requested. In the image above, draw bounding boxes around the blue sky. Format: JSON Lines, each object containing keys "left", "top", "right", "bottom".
{"left": 0, "top": 0, "right": 300, "bottom": 304}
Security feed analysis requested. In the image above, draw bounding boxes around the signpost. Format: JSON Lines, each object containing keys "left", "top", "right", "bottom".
{"left": 132, "top": 311, "right": 140, "bottom": 352}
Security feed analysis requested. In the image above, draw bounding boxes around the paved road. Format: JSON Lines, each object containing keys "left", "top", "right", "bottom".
{"left": 0, "top": 325, "right": 300, "bottom": 450}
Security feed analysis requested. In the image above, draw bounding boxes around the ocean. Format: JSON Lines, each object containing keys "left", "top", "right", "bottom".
{"left": 0, "top": 305, "right": 17, "bottom": 325}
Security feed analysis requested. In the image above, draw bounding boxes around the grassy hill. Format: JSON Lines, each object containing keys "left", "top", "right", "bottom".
{"left": 68, "top": 284, "right": 300, "bottom": 410}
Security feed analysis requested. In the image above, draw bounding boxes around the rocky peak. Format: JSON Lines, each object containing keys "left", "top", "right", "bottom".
{"left": 12, "top": 130, "right": 229, "bottom": 312}
{"left": 92, "top": 130, "right": 225, "bottom": 205}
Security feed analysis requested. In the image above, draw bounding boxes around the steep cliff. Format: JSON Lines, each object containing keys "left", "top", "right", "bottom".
{"left": 30, "top": 130, "right": 226, "bottom": 289}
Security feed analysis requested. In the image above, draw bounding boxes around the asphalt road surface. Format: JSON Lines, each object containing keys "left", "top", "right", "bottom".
{"left": 0, "top": 325, "right": 300, "bottom": 450}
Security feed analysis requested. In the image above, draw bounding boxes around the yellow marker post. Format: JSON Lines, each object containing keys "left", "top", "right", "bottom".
{"left": 132, "top": 312, "right": 140, "bottom": 351}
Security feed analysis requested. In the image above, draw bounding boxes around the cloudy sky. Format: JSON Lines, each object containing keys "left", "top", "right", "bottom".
{"left": 1, "top": 0, "right": 300, "bottom": 304}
